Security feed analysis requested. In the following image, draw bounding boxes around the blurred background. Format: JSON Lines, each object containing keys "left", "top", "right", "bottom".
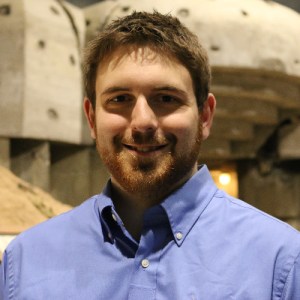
{"left": 67, "top": 0, "right": 300, "bottom": 11}
{"left": 1, "top": 0, "right": 300, "bottom": 254}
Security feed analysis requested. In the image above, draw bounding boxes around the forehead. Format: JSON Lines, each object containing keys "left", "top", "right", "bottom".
{"left": 94, "top": 45, "right": 198, "bottom": 108}
{"left": 94, "top": 46, "right": 196, "bottom": 99}
{"left": 97, "top": 46, "right": 183, "bottom": 75}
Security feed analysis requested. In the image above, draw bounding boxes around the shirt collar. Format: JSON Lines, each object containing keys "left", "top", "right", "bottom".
{"left": 96, "top": 185, "right": 115, "bottom": 243}
{"left": 160, "top": 165, "right": 218, "bottom": 246}
{"left": 97, "top": 165, "right": 217, "bottom": 247}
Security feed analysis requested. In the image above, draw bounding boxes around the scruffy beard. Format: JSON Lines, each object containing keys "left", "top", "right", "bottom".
{"left": 95, "top": 128, "right": 202, "bottom": 202}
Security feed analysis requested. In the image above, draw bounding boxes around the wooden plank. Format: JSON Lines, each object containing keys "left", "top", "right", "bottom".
{"left": 200, "top": 138, "right": 231, "bottom": 159}
{"left": 214, "top": 96, "right": 278, "bottom": 125}
{"left": 211, "top": 117, "right": 254, "bottom": 141}
{"left": 278, "top": 123, "right": 300, "bottom": 159}
{"left": 231, "top": 125, "right": 274, "bottom": 159}
{"left": 212, "top": 67, "right": 300, "bottom": 109}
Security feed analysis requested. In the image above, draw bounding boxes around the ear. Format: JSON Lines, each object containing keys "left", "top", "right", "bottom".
{"left": 83, "top": 97, "right": 96, "bottom": 139}
{"left": 200, "top": 93, "right": 216, "bottom": 141}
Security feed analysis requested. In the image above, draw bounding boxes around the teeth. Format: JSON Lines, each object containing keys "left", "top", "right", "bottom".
{"left": 133, "top": 147, "right": 154, "bottom": 152}
{"left": 126, "top": 145, "right": 164, "bottom": 152}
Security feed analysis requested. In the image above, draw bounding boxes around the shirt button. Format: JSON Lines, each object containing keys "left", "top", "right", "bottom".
{"left": 141, "top": 259, "right": 150, "bottom": 268}
{"left": 175, "top": 232, "right": 183, "bottom": 240}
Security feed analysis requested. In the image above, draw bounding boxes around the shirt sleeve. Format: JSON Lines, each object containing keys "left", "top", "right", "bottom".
{"left": 0, "top": 251, "right": 11, "bottom": 300}
{"left": 281, "top": 251, "right": 300, "bottom": 299}
{"left": 0, "top": 253, "right": 5, "bottom": 300}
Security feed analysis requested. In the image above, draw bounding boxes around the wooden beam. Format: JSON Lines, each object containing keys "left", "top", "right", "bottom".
{"left": 279, "top": 123, "right": 300, "bottom": 159}
{"left": 211, "top": 118, "right": 254, "bottom": 141}
{"left": 215, "top": 96, "right": 278, "bottom": 125}
{"left": 200, "top": 138, "right": 231, "bottom": 159}
{"left": 212, "top": 67, "right": 300, "bottom": 109}
{"left": 231, "top": 126, "right": 274, "bottom": 159}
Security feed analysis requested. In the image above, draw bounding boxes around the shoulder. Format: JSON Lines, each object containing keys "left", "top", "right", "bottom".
{"left": 204, "top": 189, "right": 300, "bottom": 262}
{"left": 212, "top": 190, "right": 300, "bottom": 292}
{"left": 212, "top": 189, "right": 300, "bottom": 239}
{"left": 203, "top": 190, "right": 300, "bottom": 297}
{"left": 0, "top": 195, "right": 106, "bottom": 299}
{"left": 6, "top": 195, "right": 101, "bottom": 253}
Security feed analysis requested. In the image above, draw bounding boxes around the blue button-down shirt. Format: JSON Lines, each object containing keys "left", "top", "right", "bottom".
{"left": 1, "top": 165, "right": 300, "bottom": 299}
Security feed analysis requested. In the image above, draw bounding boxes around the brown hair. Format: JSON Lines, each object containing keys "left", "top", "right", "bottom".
{"left": 83, "top": 11, "right": 211, "bottom": 109}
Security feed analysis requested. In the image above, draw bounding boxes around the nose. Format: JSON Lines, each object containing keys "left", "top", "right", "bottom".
{"left": 130, "top": 96, "right": 158, "bottom": 133}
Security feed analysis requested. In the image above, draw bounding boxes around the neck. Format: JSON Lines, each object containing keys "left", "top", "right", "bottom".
{"left": 111, "top": 183, "right": 152, "bottom": 241}
{"left": 110, "top": 166, "right": 197, "bottom": 241}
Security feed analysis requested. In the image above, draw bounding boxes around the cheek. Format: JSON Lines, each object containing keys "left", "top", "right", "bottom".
{"left": 95, "top": 112, "right": 128, "bottom": 138}
{"left": 160, "top": 113, "right": 200, "bottom": 140}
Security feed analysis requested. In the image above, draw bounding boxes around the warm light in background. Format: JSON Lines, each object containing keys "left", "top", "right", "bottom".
{"left": 210, "top": 166, "right": 238, "bottom": 198}
{"left": 219, "top": 173, "right": 231, "bottom": 186}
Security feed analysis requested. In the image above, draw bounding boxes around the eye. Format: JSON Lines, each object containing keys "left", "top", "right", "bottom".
{"left": 157, "top": 94, "right": 178, "bottom": 103}
{"left": 104, "top": 94, "right": 133, "bottom": 111}
{"left": 109, "top": 95, "right": 129, "bottom": 103}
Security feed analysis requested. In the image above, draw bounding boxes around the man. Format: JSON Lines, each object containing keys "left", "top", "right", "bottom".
{"left": 1, "top": 11, "right": 299, "bottom": 299}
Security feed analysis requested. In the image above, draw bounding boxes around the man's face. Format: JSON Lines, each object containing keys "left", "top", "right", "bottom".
{"left": 84, "top": 47, "right": 215, "bottom": 201}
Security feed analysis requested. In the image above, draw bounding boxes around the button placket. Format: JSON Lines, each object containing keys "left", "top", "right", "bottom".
{"left": 130, "top": 227, "right": 161, "bottom": 296}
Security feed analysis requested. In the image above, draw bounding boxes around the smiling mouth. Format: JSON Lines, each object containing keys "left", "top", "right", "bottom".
{"left": 123, "top": 144, "right": 167, "bottom": 153}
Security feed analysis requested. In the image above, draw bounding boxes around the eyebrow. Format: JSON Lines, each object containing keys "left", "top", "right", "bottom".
{"left": 100, "top": 85, "right": 188, "bottom": 97}
{"left": 152, "top": 86, "right": 188, "bottom": 97}
{"left": 100, "top": 86, "right": 131, "bottom": 97}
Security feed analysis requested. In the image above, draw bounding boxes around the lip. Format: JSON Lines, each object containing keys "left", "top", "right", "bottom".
{"left": 123, "top": 143, "right": 168, "bottom": 156}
